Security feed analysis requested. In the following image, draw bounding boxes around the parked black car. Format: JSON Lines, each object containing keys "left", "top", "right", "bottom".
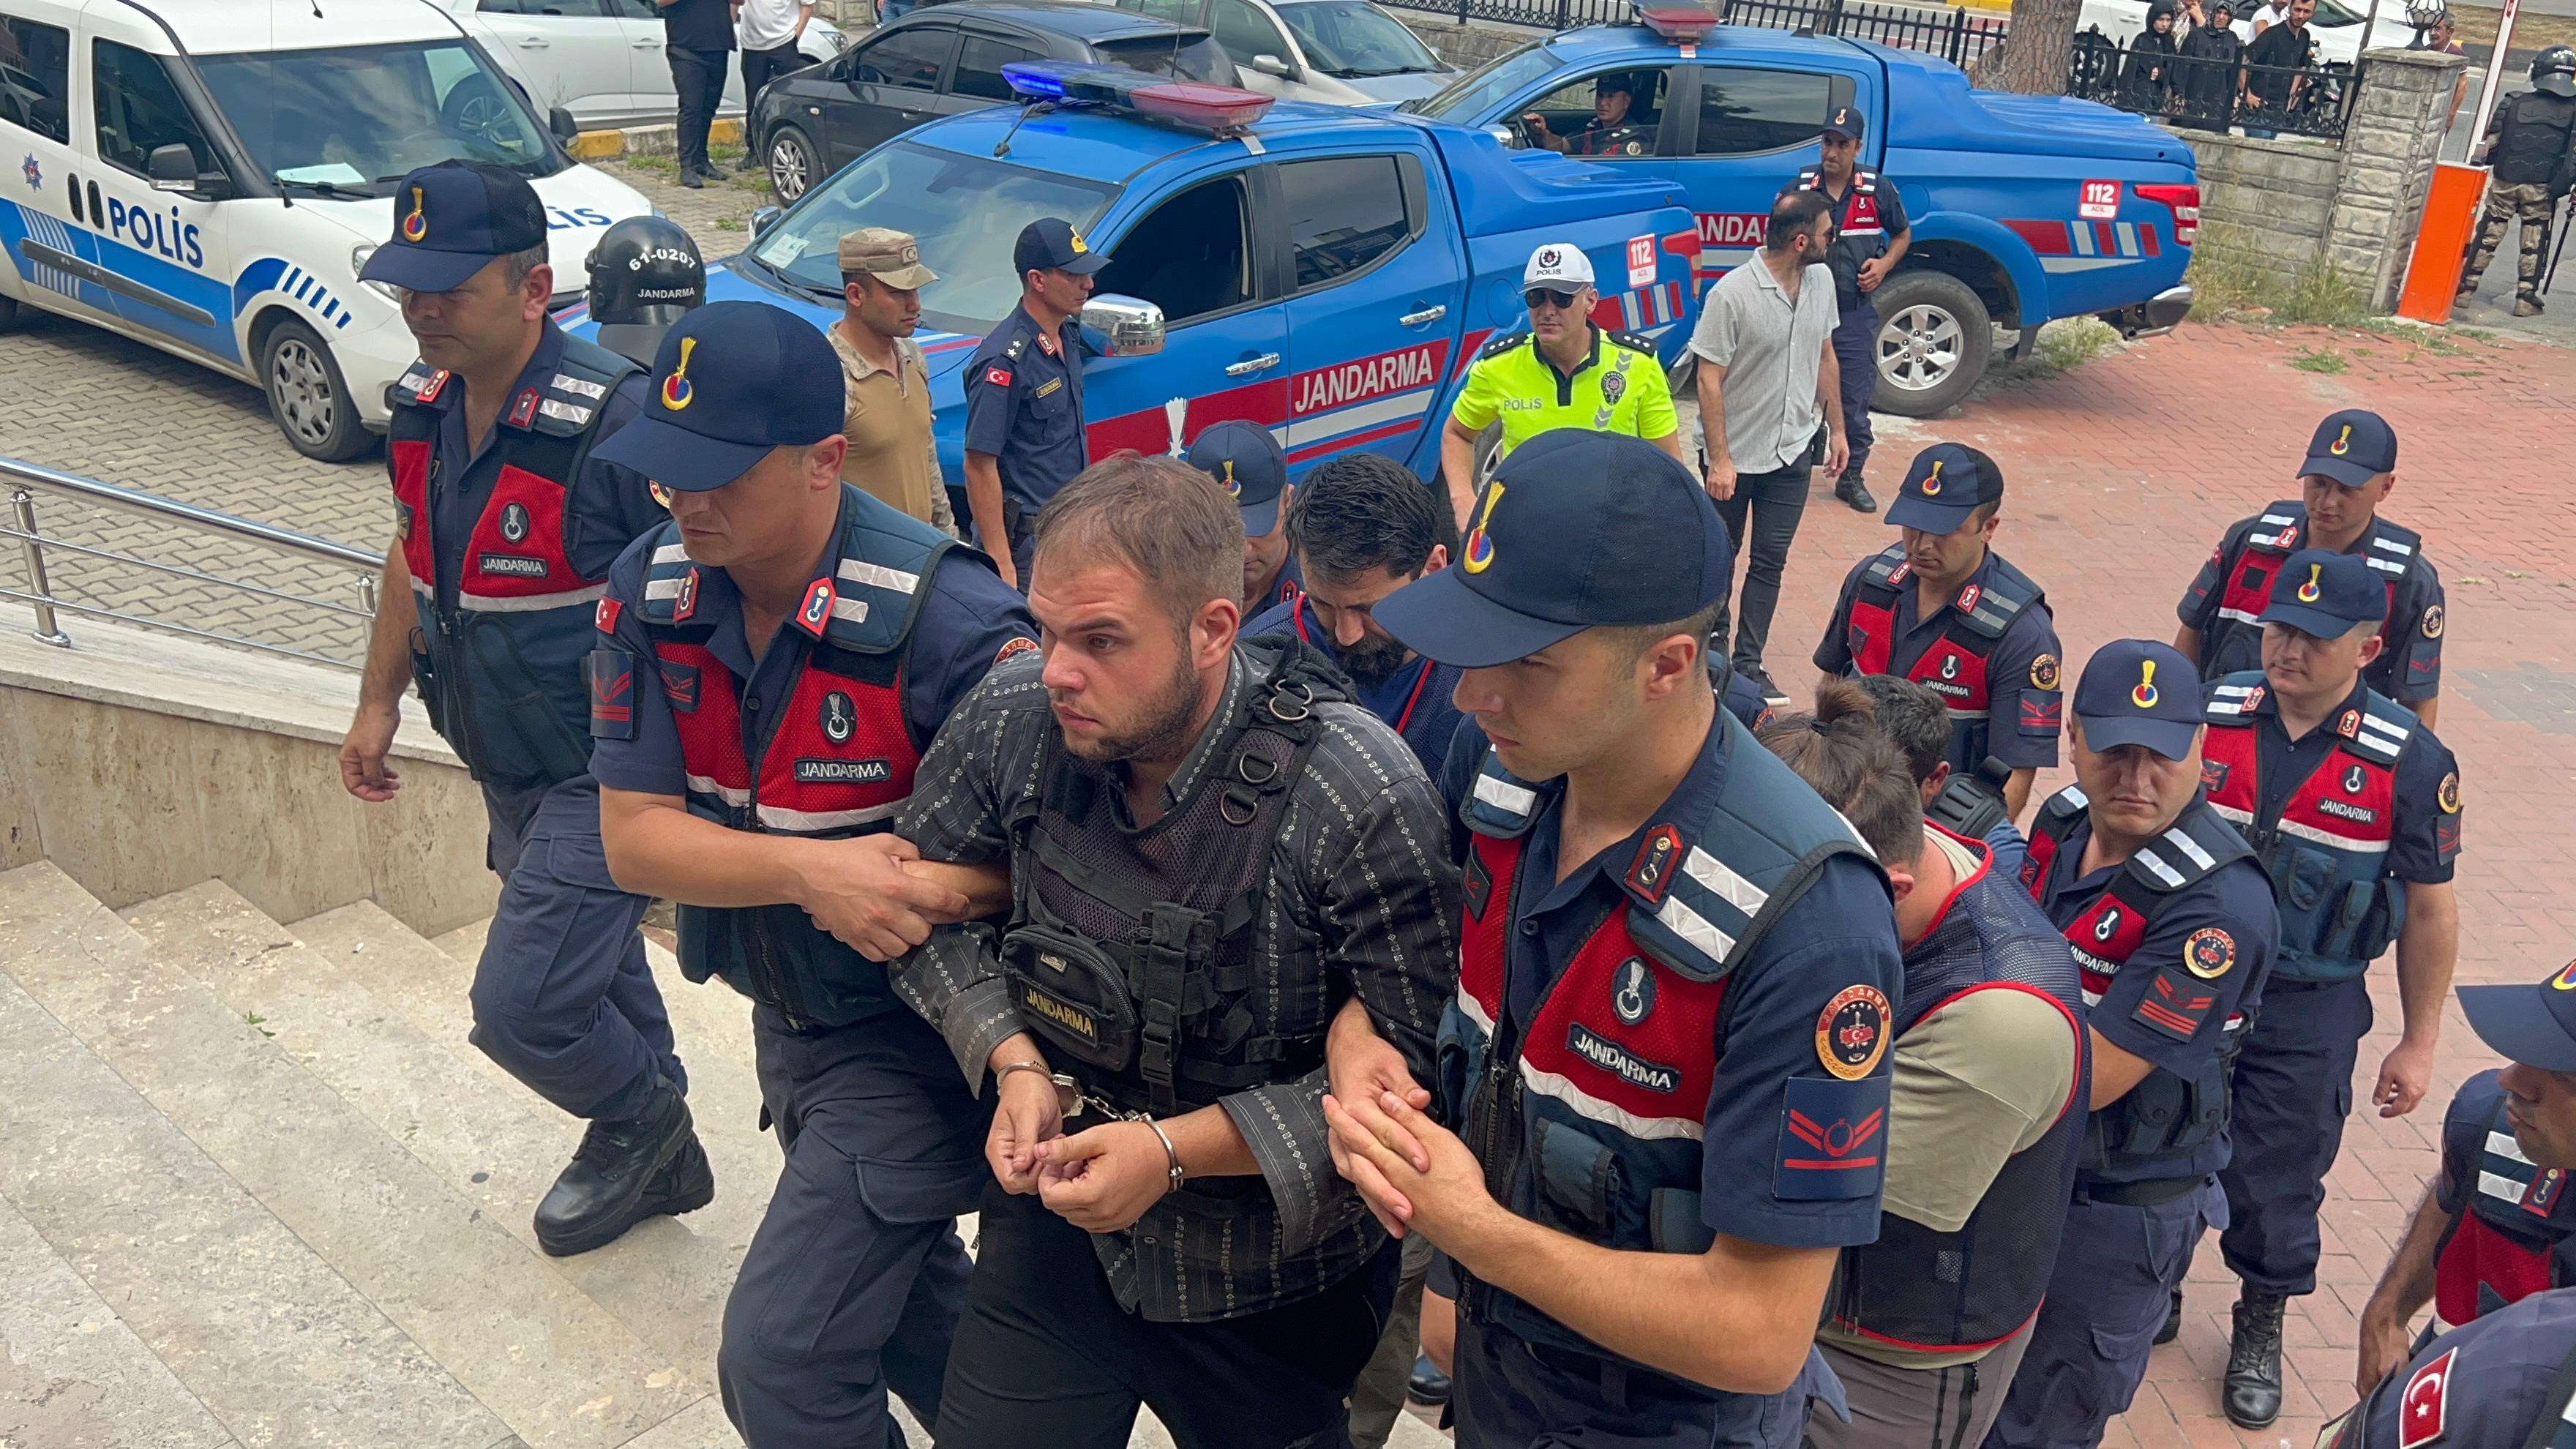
{"left": 750, "top": 1, "right": 1236, "bottom": 200}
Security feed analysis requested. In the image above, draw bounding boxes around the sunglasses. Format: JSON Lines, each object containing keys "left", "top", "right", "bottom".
{"left": 1524, "top": 288, "right": 1581, "bottom": 311}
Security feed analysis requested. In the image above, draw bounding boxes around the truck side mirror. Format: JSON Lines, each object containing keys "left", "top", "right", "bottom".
{"left": 1082, "top": 293, "right": 1165, "bottom": 357}
{"left": 549, "top": 106, "right": 581, "bottom": 142}
{"left": 146, "top": 143, "right": 197, "bottom": 192}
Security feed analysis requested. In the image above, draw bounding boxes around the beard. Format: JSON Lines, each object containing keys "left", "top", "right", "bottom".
{"left": 1336, "top": 634, "right": 1413, "bottom": 691}
{"left": 1058, "top": 651, "right": 1206, "bottom": 765}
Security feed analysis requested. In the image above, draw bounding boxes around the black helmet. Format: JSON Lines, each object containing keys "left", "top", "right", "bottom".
{"left": 2534, "top": 44, "right": 2576, "bottom": 97}
{"left": 585, "top": 215, "right": 704, "bottom": 364}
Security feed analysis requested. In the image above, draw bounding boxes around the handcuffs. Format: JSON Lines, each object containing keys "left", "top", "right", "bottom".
{"left": 997, "top": 1059, "right": 1186, "bottom": 1194}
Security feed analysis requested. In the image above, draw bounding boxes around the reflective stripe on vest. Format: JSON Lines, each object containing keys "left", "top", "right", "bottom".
{"left": 2433, "top": 1086, "right": 2575, "bottom": 1328}
{"left": 1843, "top": 547, "right": 2040, "bottom": 732}
{"left": 2209, "top": 503, "right": 2420, "bottom": 672}
{"left": 2026, "top": 787, "right": 2240, "bottom": 1020}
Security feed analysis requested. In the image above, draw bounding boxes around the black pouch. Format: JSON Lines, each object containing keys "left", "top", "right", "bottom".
{"left": 408, "top": 627, "right": 448, "bottom": 737}
{"left": 1000, "top": 921, "right": 1139, "bottom": 1073}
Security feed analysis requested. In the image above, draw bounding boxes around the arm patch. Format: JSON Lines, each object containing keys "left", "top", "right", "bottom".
{"left": 586, "top": 648, "right": 637, "bottom": 741}
{"left": 2129, "top": 964, "right": 2217, "bottom": 1044}
{"left": 1773, "top": 1074, "right": 1890, "bottom": 1201}
{"left": 2018, "top": 690, "right": 2064, "bottom": 738}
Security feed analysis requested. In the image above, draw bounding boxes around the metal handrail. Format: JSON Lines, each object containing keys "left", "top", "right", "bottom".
{"left": 0, "top": 454, "right": 381, "bottom": 667}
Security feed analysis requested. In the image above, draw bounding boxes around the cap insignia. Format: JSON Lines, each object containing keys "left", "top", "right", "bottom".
{"left": 661, "top": 336, "right": 696, "bottom": 411}
{"left": 2329, "top": 424, "right": 2352, "bottom": 456}
{"left": 1221, "top": 459, "right": 1240, "bottom": 498}
{"left": 1463, "top": 483, "right": 1504, "bottom": 574}
{"left": 1920, "top": 459, "right": 1944, "bottom": 496}
{"left": 2296, "top": 563, "right": 2323, "bottom": 602}
{"left": 2131, "top": 659, "right": 2160, "bottom": 708}
{"left": 402, "top": 184, "right": 427, "bottom": 243}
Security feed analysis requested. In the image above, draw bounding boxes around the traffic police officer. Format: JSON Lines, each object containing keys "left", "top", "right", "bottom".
{"left": 963, "top": 217, "right": 1104, "bottom": 591}
{"left": 1185, "top": 419, "right": 1303, "bottom": 613}
{"left": 2457, "top": 45, "right": 2576, "bottom": 315}
{"left": 1437, "top": 243, "right": 1682, "bottom": 523}
{"left": 2176, "top": 408, "right": 2448, "bottom": 727}
{"left": 2324, "top": 1287, "right": 2576, "bottom": 1448}
{"left": 2356, "top": 959, "right": 2576, "bottom": 1397}
{"left": 2196, "top": 548, "right": 2463, "bottom": 1429}
{"left": 1813, "top": 443, "right": 2062, "bottom": 825}
{"left": 585, "top": 214, "right": 704, "bottom": 367}
{"left": 1793, "top": 104, "right": 1911, "bottom": 513}
{"left": 587, "top": 301, "right": 1038, "bottom": 1447}
{"left": 1988, "top": 640, "right": 2281, "bottom": 1448}
{"left": 1333, "top": 429, "right": 1906, "bottom": 1445}
{"left": 340, "top": 160, "right": 706, "bottom": 1258}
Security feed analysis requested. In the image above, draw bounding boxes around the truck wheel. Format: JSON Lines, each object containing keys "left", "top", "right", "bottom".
{"left": 1870, "top": 270, "right": 1991, "bottom": 419}
{"left": 261, "top": 317, "right": 375, "bottom": 463}
{"left": 768, "top": 124, "right": 817, "bottom": 202}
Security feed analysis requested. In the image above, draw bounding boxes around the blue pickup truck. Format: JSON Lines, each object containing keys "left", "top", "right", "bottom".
{"left": 1407, "top": 10, "right": 2200, "bottom": 415}
{"left": 566, "top": 65, "right": 1701, "bottom": 487}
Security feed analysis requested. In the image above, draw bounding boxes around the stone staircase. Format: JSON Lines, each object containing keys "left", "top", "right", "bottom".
{"left": 0, "top": 861, "right": 1447, "bottom": 1448}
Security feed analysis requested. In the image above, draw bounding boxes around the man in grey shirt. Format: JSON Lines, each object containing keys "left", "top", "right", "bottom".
{"left": 891, "top": 452, "right": 1459, "bottom": 1449}
{"left": 1692, "top": 188, "right": 1848, "bottom": 704}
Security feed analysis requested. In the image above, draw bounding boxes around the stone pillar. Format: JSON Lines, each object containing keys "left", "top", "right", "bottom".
{"left": 2324, "top": 49, "right": 2468, "bottom": 310}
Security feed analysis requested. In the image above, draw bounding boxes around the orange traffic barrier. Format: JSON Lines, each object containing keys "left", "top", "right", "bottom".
{"left": 2397, "top": 162, "right": 2490, "bottom": 323}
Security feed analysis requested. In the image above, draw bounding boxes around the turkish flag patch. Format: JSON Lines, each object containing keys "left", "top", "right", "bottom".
{"left": 984, "top": 366, "right": 1014, "bottom": 388}
{"left": 595, "top": 596, "right": 623, "bottom": 634}
{"left": 2397, "top": 1346, "right": 2454, "bottom": 1449}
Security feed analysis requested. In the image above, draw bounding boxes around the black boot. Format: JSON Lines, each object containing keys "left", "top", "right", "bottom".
{"left": 2223, "top": 1292, "right": 2286, "bottom": 1429}
{"left": 2153, "top": 1285, "right": 2182, "bottom": 1345}
{"left": 1406, "top": 1352, "right": 1452, "bottom": 1407}
{"left": 534, "top": 1077, "right": 712, "bottom": 1257}
{"left": 1834, "top": 471, "right": 1878, "bottom": 514}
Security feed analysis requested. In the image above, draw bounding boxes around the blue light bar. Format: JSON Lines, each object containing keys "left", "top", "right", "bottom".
{"left": 1000, "top": 60, "right": 1068, "bottom": 98}
{"left": 995, "top": 59, "right": 1276, "bottom": 133}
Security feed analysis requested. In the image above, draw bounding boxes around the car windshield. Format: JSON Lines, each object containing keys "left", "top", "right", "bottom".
{"left": 1401, "top": 42, "right": 1557, "bottom": 119}
{"left": 1275, "top": 2, "right": 1442, "bottom": 77}
{"left": 195, "top": 40, "right": 561, "bottom": 195}
{"left": 744, "top": 141, "right": 1118, "bottom": 336}
{"left": 1093, "top": 34, "right": 1238, "bottom": 83}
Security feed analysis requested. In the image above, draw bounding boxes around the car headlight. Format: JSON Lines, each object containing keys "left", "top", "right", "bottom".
{"left": 351, "top": 244, "right": 402, "bottom": 304}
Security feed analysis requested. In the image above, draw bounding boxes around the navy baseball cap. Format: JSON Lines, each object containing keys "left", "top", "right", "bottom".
{"left": 2072, "top": 640, "right": 2204, "bottom": 760}
{"left": 2257, "top": 547, "right": 2389, "bottom": 638}
{"left": 1822, "top": 104, "right": 1866, "bottom": 140}
{"left": 1014, "top": 217, "right": 1109, "bottom": 277}
{"left": 2460, "top": 960, "right": 2576, "bottom": 1072}
{"left": 2298, "top": 408, "right": 2397, "bottom": 489}
{"left": 1373, "top": 430, "right": 1729, "bottom": 669}
{"left": 1186, "top": 420, "right": 1289, "bottom": 534}
{"left": 358, "top": 161, "right": 548, "bottom": 293}
{"left": 588, "top": 302, "right": 845, "bottom": 491}
{"left": 1885, "top": 443, "right": 2002, "bottom": 535}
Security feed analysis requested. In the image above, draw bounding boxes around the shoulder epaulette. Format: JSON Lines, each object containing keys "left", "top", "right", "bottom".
{"left": 2363, "top": 519, "right": 2425, "bottom": 580}
{"left": 1606, "top": 328, "right": 1657, "bottom": 354}
{"left": 2206, "top": 671, "right": 2268, "bottom": 721}
{"left": 1478, "top": 329, "right": 1530, "bottom": 361}
{"left": 2334, "top": 692, "right": 2415, "bottom": 767}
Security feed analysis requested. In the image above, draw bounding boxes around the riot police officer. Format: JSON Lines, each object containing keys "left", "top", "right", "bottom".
{"left": 2194, "top": 549, "right": 2463, "bottom": 1429}
{"left": 340, "top": 161, "right": 705, "bottom": 1259}
{"left": 962, "top": 217, "right": 1104, "bottom": 591}
{"left": 2458, "top": 46, "right": 2576, "bottom": 316}
{"left": 2176, "top": 409, "right": 2448, "bottom": 727}
{"left": 2356, "top": 959, "right": 2576, "bottom": 1399}
{"left": 1332, "top": 430, "right": 1906, "bottom": 1445}
{"left": 585, "top": 214, "right": 703, "bottom": 367}
{"left": 2324, "top": 1289, "right": 2576, "bottom": 1448}
{"left": 1792, "top": 104, "right": 1912, "bottom": 512}
{"left": 587, "top": 301, "right": 1040, "bottom": 1446}
{"left": 1987, "top": 640, "right": 2281, "bottom": 1448}
{"left": 1813, "top": 443, "right": 2062, "bottom": 825}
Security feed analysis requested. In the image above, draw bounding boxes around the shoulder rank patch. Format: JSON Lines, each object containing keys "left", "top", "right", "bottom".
{"left": 1775, "top": 1074, "right": 1889, "bottom": 1201}
{"left": 585, "top": 648, "right": 635, "bottom": 741}
{"left": 2201, "top": 759, "right": 2231, "bottom": 793}
{"left": 507, "top": 388, "right": 539, "bottom": 429}
{"left": 657, "top": 659, "right": 700, "bottom": 713}
{"left": 1479, "top": 329, "right": 1530, "bottom": 360}
{"left": 2132, "top": 966, "right": 2217, "bottom": 1043}
{"left": 2030, "top": 653, "right": 2060, "bottom": 691}
{"left": 2018, "top": 692, "right": 2063, "bottom": 738}
{"left": 1816, "top": 985, "right": 1891, "bottom": 1081}
{"left": 2185, "top": 926, "right": 2236, "bottom": 979}
{"left": 1607, "top": 328, "right": 1655, "bottom": 354}
{"left": 2396, "top": 1345, "right": 2454, "bottom": 1449}
{"left": 1626, "top": 824, "right": 1685, "bottom": 905}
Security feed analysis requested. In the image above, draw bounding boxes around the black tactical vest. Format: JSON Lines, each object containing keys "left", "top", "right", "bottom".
{"left": 2494, "top": 89, "right": 2576, "bottom": 187}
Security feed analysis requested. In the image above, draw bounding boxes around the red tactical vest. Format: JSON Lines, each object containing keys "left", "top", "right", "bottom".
{"left": 1842, "top": 547, "right": 2045, "bottom": 767}
{"left": 2205, "top": 503, "right": 2422, "bottom": 678}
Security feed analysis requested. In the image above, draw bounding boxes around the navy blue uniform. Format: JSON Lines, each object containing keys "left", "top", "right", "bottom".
{"left": 2431, "top": 1070, "right": 2576, "bottom": 1331}
{"left": 1987, "top": 799, "right": 2280, "bottom": 1448}
{"left": 590, "top": 509, "right": 1035, "bottom": 1448}
{"left": 2176, "top": 505, "right": 2446, "bottom": 705}
{"left": 2202, "top": 678, "right": 2460, "bottom": 1300}
{"left": 1813, "top": 549, "right": 2062, "bottom": 779}
{"left": 962, "top": 304, "right": 1087, "bottom": 580}
{"left": 1243, "top": 593, "right": 1463, "bottom": 779}
{"left": 1433, "top": 714, "right": 1903, "bottom": 1448}
{"left": 1794, "top": 165, "right": 1907, "bottom": 483}
{"left": 407, "top": 321, "right": 683, "bottom": 1125}
{"left": 2325, "top": 1289, "right": 2576, "bottom": 1449}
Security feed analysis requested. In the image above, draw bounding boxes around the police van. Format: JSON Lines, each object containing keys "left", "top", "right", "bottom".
{"left": 0, "top": 0, "right": 652, "bottom": 460}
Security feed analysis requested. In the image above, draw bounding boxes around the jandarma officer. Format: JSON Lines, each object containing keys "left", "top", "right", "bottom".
{"left": 1813, "top": 443, "right": 2063, "bottom": 825}
{"left": 962, "top": 217, "right": 1104, "bottom": 591}
{"left": 1184, "top": 419, "right": 1303, "bottom": 613}
{"left": 1791, "top": 103, "right": 1912, "bottom": 515}
{"left": 2195, "top": 548, "right": 2462, "bottom": 1430}
{"left": 889, "top": 453, "right": 1460, "bottom": 1449}
{"left": 2355, "top": 959, "right": 2576, "bottom": 1399}
{"left": 1332, "top": 429, "right": 1906, "bottom": 1445}
{"left": 1986, "top": 640, "right": 2281, "bottom": 1448}
{"left": 1437, "top": 242, "right": 1680, "bottom": 523}
{"left": 1756, "top": 685, "right": 2085, "bottom": 1449}
{"left": 2176, "top": 408, "right": 2448, "bottom": 728}
{"left": 585, "top": 301, "right": 1039, "bottom": 1447}
{"left": 339, "top": 160, "right": 707, "bottom": 1258}
{"left": 2322, "top": 1289, "right": 2576, "bottom": 1449}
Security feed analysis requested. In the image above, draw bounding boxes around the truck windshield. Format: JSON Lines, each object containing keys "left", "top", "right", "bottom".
{"left": 196, "top": 41, "right": 561, "bottom": 196}
{"left": 1276, "top": 2, "right": 1443, "bottom": 78}
{"left": 1402, "top": 42, "right": 1557, "bottom": 120}
{"left": 745, "top": 142, "right": 1118, "bottom": 337}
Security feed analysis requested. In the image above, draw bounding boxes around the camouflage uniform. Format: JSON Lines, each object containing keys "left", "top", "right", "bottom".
{"left": 2458, "top": 180, "right": 2557, "bottom": 307}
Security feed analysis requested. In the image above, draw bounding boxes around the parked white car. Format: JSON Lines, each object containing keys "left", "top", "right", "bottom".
{"left": 437, "top": 0, "right": 848, "bottom": 130}
{"left": 1112, "top": 0, "right": 1457, "bottom": 104}
{"left": 2076, "top": 0, "right": 2424, "bottom": 69}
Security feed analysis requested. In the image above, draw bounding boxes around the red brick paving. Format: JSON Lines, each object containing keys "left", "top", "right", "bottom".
{"left": 1771, "top": 318, "right": 2576, "bottom": 1445}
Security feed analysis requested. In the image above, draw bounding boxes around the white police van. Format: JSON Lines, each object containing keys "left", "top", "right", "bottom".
{"left": 0, "top": 0, "right": 652, "bottom": 460}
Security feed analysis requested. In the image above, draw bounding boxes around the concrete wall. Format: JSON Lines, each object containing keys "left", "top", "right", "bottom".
{"left": 2173, "top": 48, "right": 2465, "bottom": 307}
{"left": 0, "top": 608, "right": 495, "bottom": 935}
{"left": 1404, "top": 17, "right": 1549, "bottom": 69}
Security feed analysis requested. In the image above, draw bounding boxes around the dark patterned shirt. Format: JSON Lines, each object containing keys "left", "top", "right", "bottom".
{"left": 894, "top": 647, "right": 1460, "bottom": 1321}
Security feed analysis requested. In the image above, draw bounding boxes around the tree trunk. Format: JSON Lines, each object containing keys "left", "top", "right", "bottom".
{"left": 1972, "top": 0, "right": 2082, "bottom": 94}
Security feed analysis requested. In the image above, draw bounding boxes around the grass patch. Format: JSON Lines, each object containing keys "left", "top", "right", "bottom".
{"left": 2000, "top": 316, "right": 2123, "bottom": 380}
{"left": 2291, "top": 347, "right": 2349, "bottom": 373}
{"left": 2187, "top": 224, "right": 2372, "bottom": 326}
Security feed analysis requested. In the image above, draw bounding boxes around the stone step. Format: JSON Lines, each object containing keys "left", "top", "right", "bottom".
{"left": 1, "top": 864, "right": 705, "bottom": 1449}
{"left": 0, "top": 861, "right": 509, "bottom": 1449}
{"left": 150, "top": 891, "right": 731, "bottom": 1383}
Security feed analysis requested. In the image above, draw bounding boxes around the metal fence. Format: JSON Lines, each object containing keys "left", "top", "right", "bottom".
{"left": 1377, "top": 0, "right": 2010, "bottom": 70}
{"left": 2067, "top": 28, "right": 2362, "bottom": 141}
